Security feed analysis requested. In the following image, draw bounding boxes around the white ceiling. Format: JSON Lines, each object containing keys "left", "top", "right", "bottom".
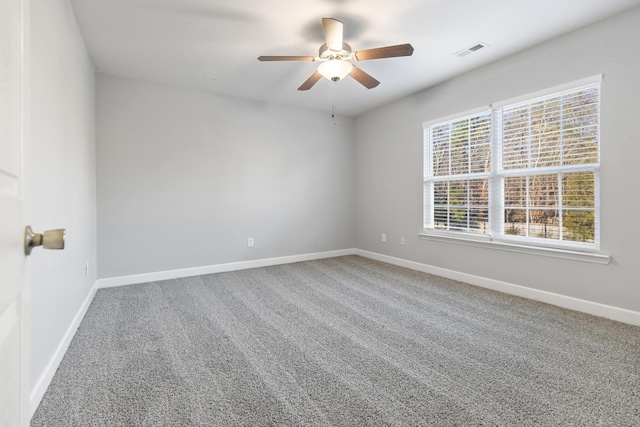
{"left": 70, "top": 0, "right": 640, "bottom": 117}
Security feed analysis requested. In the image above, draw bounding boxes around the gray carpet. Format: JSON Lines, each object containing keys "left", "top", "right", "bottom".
{"left": 31, "top": 255, "right": 640, "bottom": 426}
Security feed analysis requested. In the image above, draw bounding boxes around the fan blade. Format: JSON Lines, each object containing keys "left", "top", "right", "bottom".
{"left": 349, "top": 65, "right": 380, "bottom": 89}
{"left": 322, "top": 17, "right": 343, "bottom": 51}
{"left": 355, "top": 43, "right": 414, "bottom": 61}
{"left": 298, "top": 71, "right": 323, "bottom": 91}
{"left": 258, "top": 56, "right": 315, "bottom": 62}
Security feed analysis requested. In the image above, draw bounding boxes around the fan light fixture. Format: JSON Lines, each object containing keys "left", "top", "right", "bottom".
{"left": 318, "top": 59, "right": 353, "bottom": 81}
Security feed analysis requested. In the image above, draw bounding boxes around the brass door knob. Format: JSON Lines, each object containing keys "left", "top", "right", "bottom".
{"left": 24, "top": 226, "right": 65, "bottom": 255}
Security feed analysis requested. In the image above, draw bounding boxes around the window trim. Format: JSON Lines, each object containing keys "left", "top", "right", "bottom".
{"left": 417, "top": 230, "right": 611, "bottom": 265}
{"left": 422, "top": 75, "right": 604, "bottom": 255}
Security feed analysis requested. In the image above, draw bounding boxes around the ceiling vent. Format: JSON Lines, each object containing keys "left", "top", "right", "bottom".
{"left": 454, "top": 42, "right": 488, "bottom": 58}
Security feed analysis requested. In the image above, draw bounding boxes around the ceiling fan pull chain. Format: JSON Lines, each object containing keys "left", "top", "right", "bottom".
{"left": 332, "top": 80, "right": 338, "bottom": 125}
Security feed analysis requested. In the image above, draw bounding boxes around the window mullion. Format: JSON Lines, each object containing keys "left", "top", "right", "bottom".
{"left": 446, "top": 181, "right": 451, "bottom": 230}
{"left": 525, "top": 175, "right": 530, "bottom": 237}
{"left": 558, "top": 173, "right": 563, "bottom": 240}
{"left": 527, "top": 106, "right": 532, "bottom": 169}
{"left": 466, "top": 121, "right": 470, "bottom": 231}
{"left": 489, "top": 107, "right": 503, "bottom": 237}
{"left": 447, "top": 123, "right": 452, "bottom": 230}
{"left": 560, "top": 94, "right": 564, "bottom": 166}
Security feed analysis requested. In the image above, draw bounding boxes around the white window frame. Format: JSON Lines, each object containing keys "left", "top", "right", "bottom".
{"left": 422, "top": 76, "right": 607, "bottom": 262}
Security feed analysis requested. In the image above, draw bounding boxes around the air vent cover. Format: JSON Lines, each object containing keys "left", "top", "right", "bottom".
{"left": 454, "top": 42, "right": 488, "bottom": 57}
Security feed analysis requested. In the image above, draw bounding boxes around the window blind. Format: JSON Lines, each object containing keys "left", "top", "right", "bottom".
{"left": 426, "top": 111, "right": 491, "bottom": 233}
{"left": 497, "top": 84, "right": 600, "bottom": 245}
{"left": 501, "top": 86, "right": 599, "bottom": 170}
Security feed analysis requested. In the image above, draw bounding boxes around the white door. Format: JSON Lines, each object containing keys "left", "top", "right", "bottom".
{"left": 1, "top": 0, "right": 29, "bottom": 425}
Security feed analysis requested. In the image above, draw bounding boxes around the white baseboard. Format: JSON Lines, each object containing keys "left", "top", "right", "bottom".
{"left": 96, "top": 249, "right": 357, "bottom": 289}
{"left": 355, "top": 249, "right": 640, "bottom": 326}
{"left": 29, "top": 282, "right": 99, "bottom": 418}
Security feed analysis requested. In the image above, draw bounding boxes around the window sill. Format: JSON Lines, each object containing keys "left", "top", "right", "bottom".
{"left": 417, "top": 232, "right": 611, "bottom": 265}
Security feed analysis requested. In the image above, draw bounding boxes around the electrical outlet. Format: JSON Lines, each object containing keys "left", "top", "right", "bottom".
{"left": 248, "top": 238, "right": 254, "bottom": 247}
{"left": 401, "top": 236, "right": 406, "bottom": 246}
{"left": 381, "top": 233, "right": 386, "bottom": 243}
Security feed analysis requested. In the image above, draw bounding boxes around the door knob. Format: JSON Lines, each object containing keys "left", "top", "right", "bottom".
{"left": 24, "top": 225, "right": 65, "bottom": 256}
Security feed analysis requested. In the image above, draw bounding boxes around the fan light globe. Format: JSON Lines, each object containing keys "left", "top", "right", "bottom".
{"left": 318, "top": 59, "right": 353, "bottom": 81}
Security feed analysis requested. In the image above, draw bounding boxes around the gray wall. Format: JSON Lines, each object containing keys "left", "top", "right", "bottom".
{"left": 30, "top": 0, "right": 97, "bottom": 395}
{"left": 96, "top": 75, "right": 355, "bottom": 278}
{"left": 355, "top": 8, "right": 640, "bottom": 312}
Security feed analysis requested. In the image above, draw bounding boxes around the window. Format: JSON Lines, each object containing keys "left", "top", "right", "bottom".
{"left": 423, "top": 78, "right": 600, "bottom": 251}
{"left": 427, "top": 110, "right": 492, "bottom": 234}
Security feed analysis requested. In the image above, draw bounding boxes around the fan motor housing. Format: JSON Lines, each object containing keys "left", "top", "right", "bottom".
{"left": 319, "top": 42, "right": 353, "bottom": 60}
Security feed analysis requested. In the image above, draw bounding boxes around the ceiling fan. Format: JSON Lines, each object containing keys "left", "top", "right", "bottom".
{"left": 258, "top": 18, "right": 414, "bottom": 91}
